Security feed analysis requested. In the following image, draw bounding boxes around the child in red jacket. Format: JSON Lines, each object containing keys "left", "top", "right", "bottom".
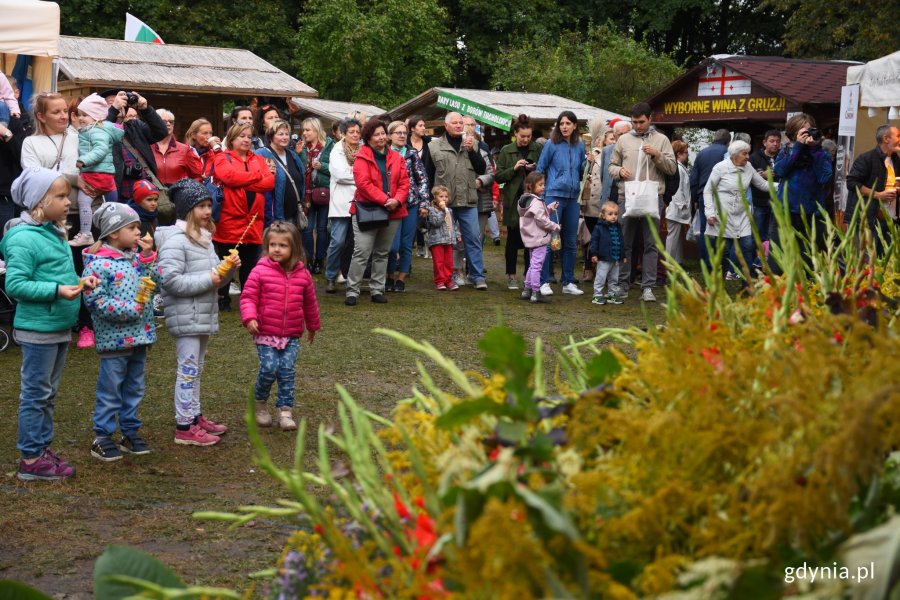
{"left": 239, "top": 222, "right": 320, "bottom": 430}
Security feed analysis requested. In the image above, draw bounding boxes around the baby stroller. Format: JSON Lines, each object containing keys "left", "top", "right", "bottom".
{"left": 0, "top": 270, "right": 17, "bottom": 352}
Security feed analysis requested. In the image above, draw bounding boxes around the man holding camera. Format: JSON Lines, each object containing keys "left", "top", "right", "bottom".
{"left": 100, "top": 89, "right": 168, "bottom": 203}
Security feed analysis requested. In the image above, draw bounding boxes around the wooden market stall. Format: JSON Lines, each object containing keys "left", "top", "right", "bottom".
{"left": 55, "top": 36, "right": 317, "bottom": 138}
{"left": 644, "top": 55, "right": 860, "bottom": 136}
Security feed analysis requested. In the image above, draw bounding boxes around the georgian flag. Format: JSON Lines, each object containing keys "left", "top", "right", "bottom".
{"left": 125, "top": 13, "right": 164, "bottom": 44}
{"left": 698, "top": 66, "right": 751, "bottom": 96}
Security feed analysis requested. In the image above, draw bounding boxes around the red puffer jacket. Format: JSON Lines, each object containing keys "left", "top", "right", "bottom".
{"left": 152, "top": 139, "right": 202, "bottom": 185}
{"left": 239, "top": 257, "right": 321, "bottom": 337}
{"left": 211, "top": 149, "right": 275, "bottom": 245}
{"left": 351, "top": 145, "right": 411, "bottom": 220}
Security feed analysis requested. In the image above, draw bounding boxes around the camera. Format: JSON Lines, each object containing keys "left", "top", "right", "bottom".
{"left": 125, "top": 92, "right": 139, "bottom": 106}
{"left": 123, "top": 164, "right": 143, "bottom": 179}
{"left": 806, "top": 127, "right": 822, "bottom": 142}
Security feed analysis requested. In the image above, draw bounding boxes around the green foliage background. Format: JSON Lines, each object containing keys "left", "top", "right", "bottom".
{"left": 57, "top": 0, "right": 900, "bottom": 110}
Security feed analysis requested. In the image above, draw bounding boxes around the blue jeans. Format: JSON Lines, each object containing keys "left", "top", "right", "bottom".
{"left": 541, "top": 196, "right": 580, "bottom": 285}
{"left": 18, "top": 341, "right": 69, "bottom": 458}
{"left": 710, "top": 235, "right": 754, "bottom": 280}
{"left": 255, "top": 338, "right": 300, "bottom": 408}
{"left": 753, "top": 204, "right": 774, "bottom": 243}
{"left": 93, "top": 346, "right": 147, "bottom": 437}
{"left": 304, "top": 203, "right": 330, "bottom": 262}
{"left": 0, "top": 102, "right": 9, "bottom": 126}
{"left": 451, "top": 206, "right": 485, "bottom": 281}
{"left": 697, "top": 202, "right": 710, "bottom": 271}
{"left": 388, "top": 206, "right": 420, "bottom": 275}
{"left": 325, "top": 217, "right": 351, "bottom": 281}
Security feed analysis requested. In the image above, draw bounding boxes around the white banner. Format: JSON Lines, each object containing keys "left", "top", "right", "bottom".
{"left": 838, "top": 84, "right": 859, "bottom": 137}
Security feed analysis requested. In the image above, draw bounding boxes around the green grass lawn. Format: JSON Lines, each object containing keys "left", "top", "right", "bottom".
{"left": 0, "top": 244, "right": 667, "bottom": 596}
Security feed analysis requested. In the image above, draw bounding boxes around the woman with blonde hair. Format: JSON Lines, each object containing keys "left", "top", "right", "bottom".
{"left": 210, "top": 123, "right": 275, "bottom": 310}
{"left": 184, "top": 118, "right": 220, "bottom": 176}
{"left": 297, "top": 117, "right": 333, "bottom": 273}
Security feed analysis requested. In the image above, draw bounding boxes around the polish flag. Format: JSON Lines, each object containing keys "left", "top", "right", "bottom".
{"left": 698, "top": 66, "right": 751, "bottom": 96}
{"left": 125, "top": 13, "right": 164, "bottom": 44}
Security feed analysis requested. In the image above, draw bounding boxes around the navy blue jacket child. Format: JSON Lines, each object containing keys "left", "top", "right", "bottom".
{"left": 589, "top": 219, "right": 622, "bottom": 263}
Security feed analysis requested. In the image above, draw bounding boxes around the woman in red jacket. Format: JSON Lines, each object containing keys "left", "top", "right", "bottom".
{"left": 151, "top": 109, "right": 202, "bottom": 185}
{"left": 345, "top": 119, "right": 411, "bottom": 306}
{"left": 212, "top": 123, "right": 276, "bottom": 311}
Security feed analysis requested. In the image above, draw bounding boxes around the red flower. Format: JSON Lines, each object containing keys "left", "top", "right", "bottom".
{"left": 708, "top": 322, "right": 718, "bottom": 332}
{"left": 394, "top": 492, "right": 411, "bottom": 520}
{"left": 832, "top": 330, "right": 844, "bottom": 344}
{"left": 701, "top": 346, "right": 724, "bottom": 372}
{"left": 314, "top": 524, "right": 324, "bottom": 535}
{"left": 412, "top": 513, "right": 437, "bottom": 549}
{"left": 488, "top": 447, "right": 500, "bottom": 461}
{"left": 413, "top": 496, "right": 425, "bottom": 509}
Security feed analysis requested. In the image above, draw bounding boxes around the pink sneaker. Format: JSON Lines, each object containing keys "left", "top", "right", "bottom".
{"left": 17, "top": 448, "right": 76, "bottom": 481}
{"left": 435, "top": 284, "right": 447, "bottom": 290}
{"left": 197, "top": 415, "right": 228, "bottom": 436}
{"left": 447, "top": 282, "right": 460, "bottom": 291}
{"left": 76, "top": 327, "right": 95, "bottom": 349}
{"left": 174, "top": 424, "right": 221, "bottom": 446}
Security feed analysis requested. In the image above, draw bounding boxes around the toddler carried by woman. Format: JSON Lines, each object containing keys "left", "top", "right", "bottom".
{"left": 72, "top": 93, "right": 124, "bottom": 247}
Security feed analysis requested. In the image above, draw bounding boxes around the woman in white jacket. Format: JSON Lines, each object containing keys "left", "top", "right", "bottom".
{"left": 664, "top": 140, "right": 691, "bottom": 263}
{"left": 704, "top": 140, "right": 769, "bottom": 279}
{"left": 324, "top": 118, "right": 361, "bottom": 293}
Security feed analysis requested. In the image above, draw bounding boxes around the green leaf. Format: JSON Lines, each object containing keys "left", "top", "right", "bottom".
{"left": 528, "top": 433, "right": 556, "bottom": 463}
{"left": 0, "top": 581, "right": 54, "bottom": 600}
{"left": 514, "top": 485, "right": 580, "bottom": 541}
{"left": 94, "top": 545, "right": 185, "bottom": 600}
{"left": 496, "top": 421, "right": 528, "bottom": 444}
{"left": 478, "top": 326, "right": 537, "bottom": 418}
{"left": 435, "top": 397, "right": 516, "bottom": 429}
{"left": 585, "top": 349, "right": 621, "bottom": 387}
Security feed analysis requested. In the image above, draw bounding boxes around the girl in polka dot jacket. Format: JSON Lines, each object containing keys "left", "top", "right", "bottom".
{"left": 81, "top": 202, "right": 158, "bottom": 462}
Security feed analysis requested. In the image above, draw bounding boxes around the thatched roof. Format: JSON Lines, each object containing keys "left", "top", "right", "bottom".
{"left": 290, "top": 97, "right": 386, "bottom": 123}
{"left": 57, "top": 36, "right": 317, "bottom": 97}
{"left": 389, "top": 88, "right": 626, "bottom": 130}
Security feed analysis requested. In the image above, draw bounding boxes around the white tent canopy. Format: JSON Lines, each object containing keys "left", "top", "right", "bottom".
{"left": 0, "top": 0, "right": 60, "bottom": 57}
{"left": 846, "top": 51, "right": 900, "bottom": 108}
{"left": 1, "top": 0, "right": 59, "bottom": 94}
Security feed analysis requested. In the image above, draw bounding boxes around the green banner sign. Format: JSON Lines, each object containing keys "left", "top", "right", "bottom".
{"left": 436, "top": 91, "right": 514, "bottom": 131}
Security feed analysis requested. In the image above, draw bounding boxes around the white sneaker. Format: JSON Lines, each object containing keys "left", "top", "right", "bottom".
{"left": 336, "top": 273, "right": 346, "bottom": 284}
{"left": 453, "top": 273, "right": 468, "bottom": 287}
{"left": 507, "top": 276, "right": 519, "bottom": 290}
{"left": 229, "top": 282, "right": 241, "bottom": 296}
{"left": 68, "top": 232, "right": 94, "bottom": 247}
{"left": 539, "top": 283, "right": 553, "bottom": 296}
{"left": 562, "top": 283, "right": 584, "bottom": 296}
{"left": 255, "top": 401, "right": 272, "bottom": 427}
{"left": 641, "top": 288, "right": 657, "bottom": 302}
{"left": 278, "top": 407, "right": 297, "bottom": 431}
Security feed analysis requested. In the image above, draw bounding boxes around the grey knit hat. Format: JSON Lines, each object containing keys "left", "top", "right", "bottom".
{"left": 93, "top": 202, "right": 139, "bottom": 240}
{"left": 11, "top": 167, "right": 66, "bottom": 210}
{"left": 169, "top": 178, "right": 211, "bottom": 220}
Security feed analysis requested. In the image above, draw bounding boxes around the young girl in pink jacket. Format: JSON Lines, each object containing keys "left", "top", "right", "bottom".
{"left": 240, "top": 222, "right": 320, "bottom": 430}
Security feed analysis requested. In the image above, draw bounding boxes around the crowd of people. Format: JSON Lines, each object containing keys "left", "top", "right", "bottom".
{"left": 1, "top": 73, "right": 898, "bottom": 481}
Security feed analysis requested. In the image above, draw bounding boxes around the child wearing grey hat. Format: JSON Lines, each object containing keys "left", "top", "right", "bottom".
{"left": 82, "top": 200, "right": 158, "bottom": 461}
{"left": 0, "top": 166, "right": 100, "bottom": 481}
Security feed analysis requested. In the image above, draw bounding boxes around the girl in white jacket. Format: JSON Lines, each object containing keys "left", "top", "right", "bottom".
{"left": 156, "top": 179, "right": 239, "bottom": 447}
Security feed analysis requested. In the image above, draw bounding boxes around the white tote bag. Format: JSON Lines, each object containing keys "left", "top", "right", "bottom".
{"left": 623, "top": 150, "right": 659, "bottom": 218}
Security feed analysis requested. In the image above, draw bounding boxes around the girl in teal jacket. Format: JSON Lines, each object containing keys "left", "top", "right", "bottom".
{"left": 71, "top": 93, "right": 125, "bottom": 247}
{"left": 0, "top": 167, "right": 99, "bottom": 481}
